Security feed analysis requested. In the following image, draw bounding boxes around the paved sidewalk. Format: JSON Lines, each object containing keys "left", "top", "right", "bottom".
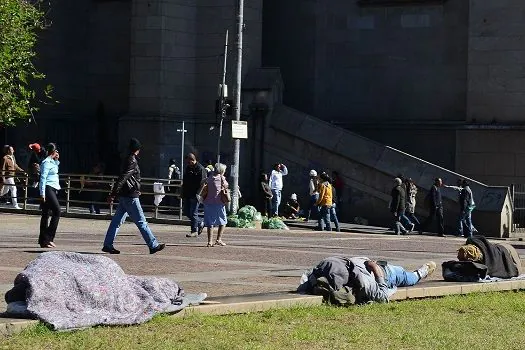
{"left": 0, "top": 213, "right": 483, "bottom": 308}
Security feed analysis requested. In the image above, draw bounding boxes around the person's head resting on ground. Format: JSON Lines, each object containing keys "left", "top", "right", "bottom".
{"left": 457, "top": 244, "right": 483, "bottom": 262}
{"left": 214, "top": 163, "right": 227, "bottom": 176}
{"left": 309, "top": 169, "right": 317, "bottom": 178}
{"left": 290, "top": 193, "right": 297, "bottom": 201}
{"left": 29, "top": 143, "right": 41, "bottom": 153}
{"left": 129, "top": 138, "right": 141, "bottom": 155}
{"left": 394, "top": 177, "right": 402, "bottom": 186}
{"left": 45, "top": 143, "right": 58, "bottom": 159}
{"left": 186, "top": 153, "right": 197, "bottom": 166}
{"left": 434, "top": 177, "right": 443, "bottom": 187}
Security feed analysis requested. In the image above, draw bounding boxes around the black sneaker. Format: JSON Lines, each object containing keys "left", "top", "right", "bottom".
{"left": 102, "top": 246, "right": 120, "bottom": 254}
{"left": 149, "top": 243, "right": 166, "bottom": 254}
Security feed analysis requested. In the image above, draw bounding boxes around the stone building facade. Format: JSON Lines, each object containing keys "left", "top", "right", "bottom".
{"left": 2, "top": 0, "right": 525, "bottom": 188}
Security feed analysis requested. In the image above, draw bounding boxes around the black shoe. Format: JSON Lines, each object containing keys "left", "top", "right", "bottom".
{"left": 438, "top": 233, "right": 446, "bottom": 237}
{"left": 198, "top": 223, "right": 204, "bottom": 235}
{"left": 149, "top": 243, "right": 166, "bottom": 254}
{"left": 102, "top": 246, "right": 120, "bottom": 254}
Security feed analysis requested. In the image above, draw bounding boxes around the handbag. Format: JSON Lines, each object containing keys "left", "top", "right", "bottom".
{"left": 220, "top": 176, "right": 231, "bottom": 204}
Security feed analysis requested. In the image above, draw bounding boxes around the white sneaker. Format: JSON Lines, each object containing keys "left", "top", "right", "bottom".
{"left": 416, "top": 261, "right": 436, "bottom": 280}
{"left": 13, "top": 205, "right": 22, "bottom": 210}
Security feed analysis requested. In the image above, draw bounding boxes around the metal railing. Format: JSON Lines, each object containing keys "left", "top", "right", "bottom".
{"left": 511, "top": 184, "right": 525, "bottom": 233}
{"left": 0, "top": 172, "right": 184, "bottom": 220}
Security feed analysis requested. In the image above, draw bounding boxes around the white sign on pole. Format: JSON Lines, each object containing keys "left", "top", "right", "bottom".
{"left": 231, "top": 120, "right": 248, "bottom": 139}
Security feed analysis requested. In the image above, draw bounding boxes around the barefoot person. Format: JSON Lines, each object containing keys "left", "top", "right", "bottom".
{"left": 38, "top": 143, "right": 61, "bottom": 248}
{"left": 102, "top": 138, "right": 165, "bottom": 254}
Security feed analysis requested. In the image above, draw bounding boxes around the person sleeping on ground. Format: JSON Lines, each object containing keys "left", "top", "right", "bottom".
{"left": 442, "top": 235, "right": 522, "bottom": 282}
{"left": 298, "top": 256, "right": 436, "bottom": 305}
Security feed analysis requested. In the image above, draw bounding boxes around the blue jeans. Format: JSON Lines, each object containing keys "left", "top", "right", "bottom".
{"left": 458, "top": 208, "right": 473, "bottom": 237}
{"left": 271, "top": 189, "right": 282, "bottom": 217}
{"left": 306, "top": 194, "right": 319, "bottom": 221}
{"left": 104, "top": 197, "right": 159, "bottom": 249}
{"left": 399, "top": 209, "right": 413, "bottom": 228}
{"left": 317, "top": 205, "right": 331, "bottom": 231}
{"left": 384, "top": 264, "right": 420, "bottom": 288}
{"left": 406, "top": 212, "right": 420, "bottom": 226}
{"left": 329, "top": 205, "right": 340, "bottom": 231}
{"left": 184, "top": 197, "right": 202, "bottom": 233}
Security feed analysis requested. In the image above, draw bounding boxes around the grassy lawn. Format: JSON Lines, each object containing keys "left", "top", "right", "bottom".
{"left": 2, "top": 291, "right": 525, "bottom": 350}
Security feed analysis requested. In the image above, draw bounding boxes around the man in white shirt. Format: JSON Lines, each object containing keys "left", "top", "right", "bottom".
{"left": 269, "top": 163, "right": 288, "bottom": 217}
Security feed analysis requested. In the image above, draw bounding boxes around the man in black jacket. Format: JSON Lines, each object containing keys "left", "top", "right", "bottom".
{"left": 102, "top": 138, "right": 165, "bottom": 254}
{"left": 182, "top": 153, "right": 207, "bottom": 237}
{"left": 419, "top": 177, "right": 445, "bottom": 237}
{"left": 390, "top": 178, "right": 408, "bottom": 235}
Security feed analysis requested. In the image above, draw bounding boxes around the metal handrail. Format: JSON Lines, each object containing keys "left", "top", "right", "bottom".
{"left": 0, "top": 172, "right": 185, "bottom": 220}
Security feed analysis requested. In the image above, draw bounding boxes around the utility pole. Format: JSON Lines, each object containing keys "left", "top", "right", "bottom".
{"left": 217, "top": 30, "right": 229, "bottom": 165}
{"left": 177, "top": 121, "right": 187, "bottom": 179}
{"left": 231, "top": 0, "right": 244, "bottom": 213}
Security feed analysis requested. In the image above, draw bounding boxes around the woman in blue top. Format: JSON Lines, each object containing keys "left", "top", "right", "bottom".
{"left": 38, "top": 143, "right": 61, "bottom": 248}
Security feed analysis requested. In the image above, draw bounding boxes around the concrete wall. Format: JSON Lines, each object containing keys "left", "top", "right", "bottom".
{"left": 264, "top": 105, "right": 512, "bottom": 237}
{"left": 456, "top": 129, "right": 525, "bottom": 186}
{"left": 467, "top": 1, "right": 525, "bottom": 123}
{"left": 262, "top": 0, "right": 469, "bottom": 123}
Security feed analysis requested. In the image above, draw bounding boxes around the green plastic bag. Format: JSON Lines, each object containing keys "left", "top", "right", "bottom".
{"left": 262, "top": 217, "right": 288, "bottom": 230}
{"left": 238, "top": 205, "right": 257, "bottom": 221}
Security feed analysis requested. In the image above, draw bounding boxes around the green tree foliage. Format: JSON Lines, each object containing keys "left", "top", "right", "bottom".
{"left": 0, "top": 0, "right": 52, "bottom": 126}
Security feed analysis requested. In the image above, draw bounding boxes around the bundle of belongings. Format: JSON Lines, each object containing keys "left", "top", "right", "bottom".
{"left": 4, "top": 252, "right": 207, "bottom": 330}
{"left": 442, "top": 235, "right": 523, "bottom": 282}
{"left": 297, "top": 256, "right": 435, "bottom": 305}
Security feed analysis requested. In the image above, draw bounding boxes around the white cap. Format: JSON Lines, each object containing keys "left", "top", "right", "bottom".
{"left": 309, "top": 170, "right": 317, "bottom": 177}
{"left": 291, "top": 193, "right": 297, "bottom": 200}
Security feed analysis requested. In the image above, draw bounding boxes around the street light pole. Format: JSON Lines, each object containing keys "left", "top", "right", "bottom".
{"left": 217, "top": 30, "right": 229, "bottom": 165}
{"left": 177, "top": 121, "right": 187, "bottom": 179}
{"left": 231, "top": 0, "right": 244, "bottom": 214}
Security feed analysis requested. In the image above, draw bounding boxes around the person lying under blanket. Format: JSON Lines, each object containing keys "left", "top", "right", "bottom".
{"left": 298, "top": 256, "right": 436, "bottom": 305}
{"left": 442, "top": 235, "right": 522, "bottom": 282}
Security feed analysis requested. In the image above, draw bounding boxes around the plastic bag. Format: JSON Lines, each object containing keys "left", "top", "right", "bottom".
{"left": 238, "top": 205, "right": 257, "bottom": 221}
{"left": 262, "top": 217, "right": 288, "bottom": 230}
{"left": 253, "top": 211, "right": 263, "bottom": 222}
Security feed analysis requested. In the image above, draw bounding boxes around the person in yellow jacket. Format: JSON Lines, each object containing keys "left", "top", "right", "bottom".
{"left": 316, "top": 172, "right": 333, "bottom": 231}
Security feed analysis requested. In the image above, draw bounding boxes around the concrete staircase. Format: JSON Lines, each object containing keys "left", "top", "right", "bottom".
{"left": 263, "top": 105, "right": 512, "bottom": 237}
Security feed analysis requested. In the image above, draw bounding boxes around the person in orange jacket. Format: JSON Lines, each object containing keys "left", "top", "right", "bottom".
{"left": 316, "top": 172, "right": 333, "bottom": 231}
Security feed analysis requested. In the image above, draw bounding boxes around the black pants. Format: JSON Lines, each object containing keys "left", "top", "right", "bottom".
{"left": 261, "top": 198, "right": 272, "bottom": 217}
{"left": 421, "top": 206, "right": 444, "bottom": 235}
{"left": 39, "top": 186, "right": 61, "bottom": 246}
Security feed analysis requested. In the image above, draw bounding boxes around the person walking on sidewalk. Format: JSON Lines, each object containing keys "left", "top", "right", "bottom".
{"left": 444, "top": 179, "right": 476, "bottom": 237}
{"left": 182, "top": 153, "right": 207, "bottom": 237}
{"left": 316, "top": 172, "right": 333, "bottom": 231}
{"left": 419, "top": 177, "right": 445, "bottom": 237}
{"left": 102, "top": 138, "right": 165, "bottom": 254}
{"left": 202, "top": 163, "right": 229, "bottom": 247}
{"left": 269, "top": 163, "right": 288, "bottom": 217}
{"left": 404, "top": 178, "right": 420, "bottom": 228}
{"left": 1, "top": 145, "right": 25, "bottom": 209}
{"left": 390, "top": 178, "right": 408, "bottom": 235}
{"left": 38, "top": 143, "right": 61, "bottom": 248}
